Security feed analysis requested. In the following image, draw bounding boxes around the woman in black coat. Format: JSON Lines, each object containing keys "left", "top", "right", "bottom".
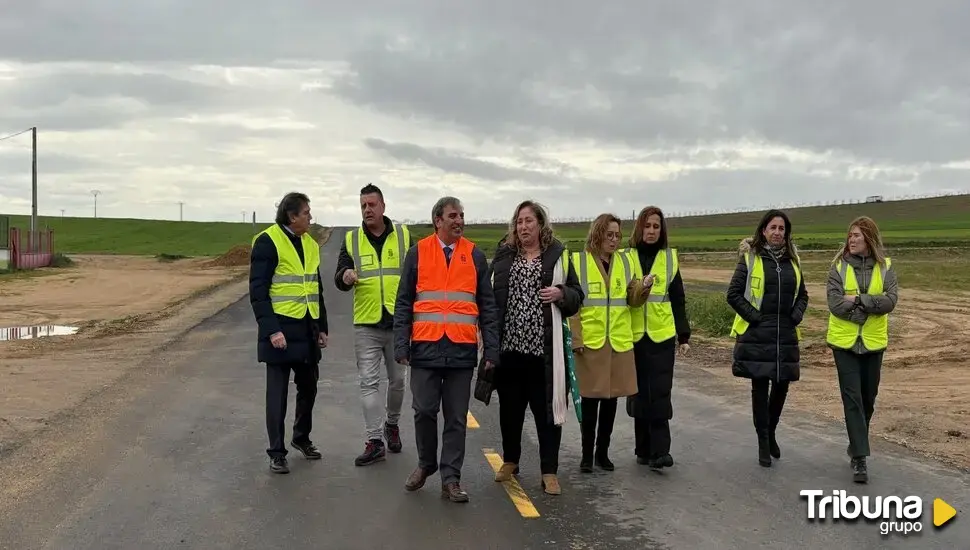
{"left": 487, "top": 200, "right": 584, "bottom": 495}
{"left": 726, "top": 209, "right": 808, "bottom": 467}
{"left": 625, "top": 206, "right": 691, "bottom": 470}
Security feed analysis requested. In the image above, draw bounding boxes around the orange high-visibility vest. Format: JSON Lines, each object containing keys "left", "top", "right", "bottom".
{"left": 412, "top": 235, "right": 480, "bottom": 344}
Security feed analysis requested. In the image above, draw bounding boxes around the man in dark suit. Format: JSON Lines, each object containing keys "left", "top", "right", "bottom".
{"left": 393, "top": 196, "right": 500, "bottom": 502}
{"left": 250, "top": 192, "right": 329, "bottom": 474}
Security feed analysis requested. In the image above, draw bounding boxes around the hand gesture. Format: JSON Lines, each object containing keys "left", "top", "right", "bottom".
{"left": 343, "top": 269, "right": 359, "bottom": 285}
{"left": 642, "top": 274, "right": 655, "bottom": 288}
{"left": 270, "top": 331, "right": 287, "bottom": 349}
{"left": 678, "top": 343, "right": 690, "bottom": 356}
{"left": 318, "top": 332, "right": 328, "bottom": 348}
{"left": 539, "top": 285, "right": 563, "bottom": 304}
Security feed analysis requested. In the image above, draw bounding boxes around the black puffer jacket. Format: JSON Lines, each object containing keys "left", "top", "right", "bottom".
{"left": 726, "top": 238, "right": 809, "bottom": 382}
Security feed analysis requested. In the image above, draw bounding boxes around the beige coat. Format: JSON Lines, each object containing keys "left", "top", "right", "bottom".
{"left": 568, "top": 259, "right": 650, "bottom": 399}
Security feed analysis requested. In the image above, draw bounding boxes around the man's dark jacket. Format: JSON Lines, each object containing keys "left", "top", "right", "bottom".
{"left": 250, "top": 223, "right": 329, "bottom": 365}
{"left": 393, "top": 236, "right": 500, "bottom": 369}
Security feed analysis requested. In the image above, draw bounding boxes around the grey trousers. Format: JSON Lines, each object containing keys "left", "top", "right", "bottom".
{"left": 410, "top": 366, "right": 474, "bottom": 485}
{"left": 833, "top": 349, "right": 883, "bottom": 458}
{"left": 354, "top": 326, "right": 407, "bottom": 441}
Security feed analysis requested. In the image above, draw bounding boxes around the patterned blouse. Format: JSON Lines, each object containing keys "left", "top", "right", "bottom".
{"left": 501, "top": 253, "right": 545, "bottom": 356}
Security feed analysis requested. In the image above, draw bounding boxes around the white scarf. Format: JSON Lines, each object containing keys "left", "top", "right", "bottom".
{"left": 551, "top": 255, "right": 567, "bottom": 426}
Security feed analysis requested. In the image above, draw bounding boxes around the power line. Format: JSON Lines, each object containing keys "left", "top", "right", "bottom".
{"left": 0, "top": 127, "right": 33, "bottom": 143}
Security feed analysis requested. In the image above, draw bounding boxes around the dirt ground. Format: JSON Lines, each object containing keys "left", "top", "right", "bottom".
{"left": 0, "top": 229, "right": 332, "bottom": 456}
{"left": 677, "top": 264, "right": 970, "bottom": 472}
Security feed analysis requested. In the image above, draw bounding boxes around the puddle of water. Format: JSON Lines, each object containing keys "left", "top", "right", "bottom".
{"left": 0, "top": 325, "right": 79, "bottom": 342}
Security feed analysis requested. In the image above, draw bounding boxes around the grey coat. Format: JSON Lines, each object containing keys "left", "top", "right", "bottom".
{"left": 825, "top": 249, "right": 899, "bottom": 354}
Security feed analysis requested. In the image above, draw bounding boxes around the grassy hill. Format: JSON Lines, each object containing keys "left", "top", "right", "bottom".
{"left": 411, "top": 194, "right": 970, "bottom": 255}
{"left": 3, "top": 194, "right": 969, "bottom": 256}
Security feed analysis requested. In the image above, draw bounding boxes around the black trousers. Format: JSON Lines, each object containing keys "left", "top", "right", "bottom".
{"left": 751, "top": 378, "right": 789, "bottom": 438}
{"left": 581, "top": 397, "right": 618, "bottom": 458}
{"left": 410, "top": 366, "right": 474, "bottom": 485}
{"left": 833, "top": 349, "right": 883, "bottom": 458}
{"left": 634, "top": 418, "right": 671, "bottom": 459}
{"left": 496, "top": 351, "right": 562, "bottom": 475}
{"left": 266, "top": 360, "right": 319, "bottom": 458}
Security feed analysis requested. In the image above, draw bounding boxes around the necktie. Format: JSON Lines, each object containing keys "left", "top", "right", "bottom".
{"left": 443, "top": 246, "right": 452, "bottom": 265}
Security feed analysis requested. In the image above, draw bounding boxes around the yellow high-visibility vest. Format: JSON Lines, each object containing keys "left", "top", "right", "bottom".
{"left": 573, "top": 250, "right": 635, "bottom": 352}
{"left": 730, "top": 251, "right": 802, "bottom": 340}
{"left": 345, "top": 223, "right": 410, "bottom": 324}
{"left": 826, "top": 257, "right": 893, "bottom": 351}
{"left": 625, "top": 248, "right": 680, "bottom": 343}
{"left": 253, "top": 224, "right": 321, "bottom": 319}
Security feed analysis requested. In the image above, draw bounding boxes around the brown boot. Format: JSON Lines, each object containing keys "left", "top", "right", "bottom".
{"left": 494, "top": 462, "right": 518, "bottom": 482}
{"left": 405, "top": 467, "right": 432, "bottom": 491}
{"left": 541, "top": 474, "right": 561, "bottom": 495}
{"left": 441, "top": 481, "right": 469, "bottom": 503}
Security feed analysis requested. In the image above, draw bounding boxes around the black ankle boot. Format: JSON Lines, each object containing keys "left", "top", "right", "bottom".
{"left": 769, "top": 427, "right": 781, "bottom": 459}
{"left": 595, "top": 447, "right": 614, "bottom": 471}
{"left": 758, "top": 430, "right": 772, "bottom": 467}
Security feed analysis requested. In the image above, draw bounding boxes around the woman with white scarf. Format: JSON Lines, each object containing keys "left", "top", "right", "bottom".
{"left": 487, "top": 200, "right": 584, "bottom": 496}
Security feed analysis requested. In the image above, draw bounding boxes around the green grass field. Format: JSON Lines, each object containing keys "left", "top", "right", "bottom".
{"left": 443, "top": 194, "right": 970, "bottom": 256}
{"left": 2, "top": 194, "right": 969, "bottom": 257}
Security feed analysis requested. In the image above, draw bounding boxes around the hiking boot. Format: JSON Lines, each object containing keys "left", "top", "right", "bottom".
{"left": 851, "top": 457, "right": 869, "bottom": 483}
{"left": 384, "top": 423, "right": 402, "bottom": 453}
{"left": 354, "top": 439, "right": 386, "bottom": 467}
{"left": 270, "top": 456, "right": 289, "bottom": 474}
{"left": 291, "top": 440, "right": 322, "bottom": 460}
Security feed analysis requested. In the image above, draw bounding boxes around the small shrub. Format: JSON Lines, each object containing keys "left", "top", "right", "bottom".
{"left": 49, "top": 252, "right": 75, "bottom": 268}
{"left": 687, "top": 291, "right": 737, "bottom": 337}
{"left": 156, "top": 253, "right": 188, "bottom": 262}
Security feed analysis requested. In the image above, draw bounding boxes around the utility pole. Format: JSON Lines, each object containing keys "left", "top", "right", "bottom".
{"left": 30, "top": 127, "right": 37, "bottom": 250}
{"left": 241, "top": 210, "right": 246, "bottom": 223}
{"left": 91, "top": 190, "right": 100, "bottom": 218}
{"left": 178, "top": 201, "right": 184, "bottom": 221}
{"left": 60, "top": 209, "right": 65, "bottom": 218}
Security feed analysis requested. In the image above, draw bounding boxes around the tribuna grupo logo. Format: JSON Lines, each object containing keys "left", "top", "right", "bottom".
{"left": 800, "top": 489, "right": 923, "bottom": 536}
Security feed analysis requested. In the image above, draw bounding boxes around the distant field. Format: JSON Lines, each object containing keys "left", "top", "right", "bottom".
{"left": 3, "top": 215, "right": 259, "bottom": 256}
{"left": 2, "top": 194, "right": 969, "bottom": 257}
{"left": 425, "top": 194, "right": 970, "bottom": 256}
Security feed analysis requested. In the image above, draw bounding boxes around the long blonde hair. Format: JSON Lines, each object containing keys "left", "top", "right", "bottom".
{"left": 505, "top": 200, "right": 555, "bottom": 251}
{"left": 833, "top": 216, "right": 886, "bottom": 264}
{"left": 585, "top": 213, "right": 622, "bottom": 254}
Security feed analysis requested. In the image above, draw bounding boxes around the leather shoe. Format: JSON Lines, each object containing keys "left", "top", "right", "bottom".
{"left": 405, "top": 467, "right": 432, "bottom": 491}
{"left": 441, "top": 482, "right": 469, "bottom": 503}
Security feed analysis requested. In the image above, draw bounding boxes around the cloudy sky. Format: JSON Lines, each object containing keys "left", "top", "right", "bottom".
{"left": 1, "top": 2, "right": 969, "bottom": 225}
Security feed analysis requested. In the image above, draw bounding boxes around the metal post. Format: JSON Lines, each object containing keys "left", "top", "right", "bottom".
{"left": 30, "top": 127, "right": 37, "bottom": 251}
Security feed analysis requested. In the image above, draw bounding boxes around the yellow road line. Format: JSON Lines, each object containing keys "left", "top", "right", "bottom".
{"left": 467, "top": 411, "right": 479, "bottom": 429}
{"left": 483, "top": 448, "right": 540, "bottom": 519}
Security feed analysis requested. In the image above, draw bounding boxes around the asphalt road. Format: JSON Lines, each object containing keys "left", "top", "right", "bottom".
{"left": 0, "top": 230, "right": 966, "bottom": 549}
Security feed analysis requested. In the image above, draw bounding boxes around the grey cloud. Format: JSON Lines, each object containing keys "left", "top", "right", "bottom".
{"left": 327, "top": 1, "right": 970, "bottom": 165}
{"left": 364, "top": 138, "right": 573, "bottom": 188}
{"left": 2, "top": 72, "right": 225, "bottom": 109}
{"left": 0, "top": 150, "right": 106, "bottom": 177}
{"left": 0, "top": 70, "right": 240, "bottom": 132}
